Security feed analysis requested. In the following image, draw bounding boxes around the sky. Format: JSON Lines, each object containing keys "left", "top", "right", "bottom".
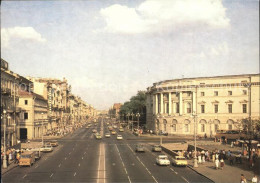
{"left": 1, "top": 0, "right": 259, "bottom": 110}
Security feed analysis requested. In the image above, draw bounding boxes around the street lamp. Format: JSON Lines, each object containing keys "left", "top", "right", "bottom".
{"left": 126, "top": 113, "right": 130, "bottom": 130}
{"left": 131, "top": 113, "right": 134, "bottom": 132}
{"left": 136, "top": 113, "right": 140, "bottom": 135}
{"left": 2, "top": 110, "right": 7, "bottom": 168}
{"left": 192, "top": 111, "right": 198, "bottom": 168}
{"left": 41, "top": 113, "right": 44, "bottom": 146}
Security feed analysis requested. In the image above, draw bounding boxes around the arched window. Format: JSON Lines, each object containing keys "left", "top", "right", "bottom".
{"left": 172, "top": 119, "right": 177, "bottom": 132}
{"left": 199, "top": 119, "right": 207, "bottom": 132}
{"left": 163, "top": 119, "right": 167, "bottom": 131}
{"left": 227, "top": 119, "right": 234, "bottom": 130}
{"left": 213, "top": 119, "right": 220, "bottom": 132}
{"left": 184, "top": 119, "right": 190, "bottom": 132}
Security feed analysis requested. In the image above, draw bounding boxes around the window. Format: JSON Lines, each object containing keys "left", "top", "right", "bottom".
{"left": 24, "top": 113, "right": 28, "bottom": 120}
{"left": 228, "top": 91, "right": 232, "bottom": 96}
{"left": 214, "top": 104, "right": 218, "bottom": 113}
{"left": 228, "top": 104, "right": 232, "bottom": 113}
{"left": 228, "top": 124, "right": 232, "bottom": 130}
{"left": 214, "top": 124, "right": 219, "bottom": 132}
{"left": 214, "top": 91, "right": 218, "bottom": 96}
{"left": 187, "top": 103, "right": 191, "bottom": 113}
{"left": 243, "top": 90, "right": 247, "bottom": 95}
{"left": 185, "top": 124, "right": 189, "bottom": 132}
{"left": 24, "top": 100, "right": 28, "bottom": 105}
{"left": 201, "top": 92, "right": 205, "bottom": 96}
{"left": 187, "top": 92, "right": 191, "bottom": 96}
{"left": 201, "top": 124, "right": 205, "bottom": 132}
{"left": 172, "top": 124, "right": 176, "bottom": 132}
{"left": 242, "top": 104, "right": 247, "bottom": 113}
{"left": 176, "top": 103, "right": 179, "bottom": 113}
{"left": 201, "top": 105, "right": 205, "bottom": 113}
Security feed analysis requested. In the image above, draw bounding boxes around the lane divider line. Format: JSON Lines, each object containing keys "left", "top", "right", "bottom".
{"left": 50, "top": 173, "right": 53, "bottom": 178}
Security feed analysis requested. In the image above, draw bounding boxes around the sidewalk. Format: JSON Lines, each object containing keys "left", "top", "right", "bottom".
{"left": 1, "top": 160, "right": 18, "bottom": 175}
{"left": 187, "top": 159, "right": 259, "bottom": 183}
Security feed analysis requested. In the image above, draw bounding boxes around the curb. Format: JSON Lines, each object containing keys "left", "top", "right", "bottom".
{"left": 187, "top": 165, "right": 215, "bottom": 183}
{"left": 1, "top": 164, "right": 19, "bottom": 176}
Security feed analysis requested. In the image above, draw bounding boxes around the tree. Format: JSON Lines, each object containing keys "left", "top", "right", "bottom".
{"left": 119, "top": 91, "right": 147, "bottom": 124}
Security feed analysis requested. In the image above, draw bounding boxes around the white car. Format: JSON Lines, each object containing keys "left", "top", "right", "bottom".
{"left": 105, "top": 133, "right": 111, "bottom": 138}
{"left": 117, "top": 135, "right": 123, "bottom": 140}
{"left": 40, "top": 145, "right": 53, "bottom": 152}
{"left": 156, "top": 155, "right": 170, "bottom": 166}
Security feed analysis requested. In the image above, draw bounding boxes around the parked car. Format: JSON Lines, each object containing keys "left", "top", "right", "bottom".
{"left": 152, "top": 145, "right": 162, "bottom": 152}
{"left": 19, "top": 151, "right": 36, "bottom": 167}
{"left": 105, "top": 133, "right": 111, "bottom": 138}
{"left": 117, "top": 135, "right": 123, "bottom": 140}
{"left": 156, "top": 155, "right": 170, "bottom": 166}
{"left": 40, "top": 145, "right": 53, "bottom": 152}
{"left": 136, "top": 144, "right": 145, "bottom": 152}
{"left": 92, "top": 129, "right": 97, "bottom": 133}
{"left": 47, "top": 141, "right": 58, "bottom": 147}
{"left": 172, "top": 156, "right": 187, "bottom": 167}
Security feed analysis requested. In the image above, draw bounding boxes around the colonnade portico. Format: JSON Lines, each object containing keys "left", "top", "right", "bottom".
{"left": 153, "top": 91, "right": 196, "bottom": 116}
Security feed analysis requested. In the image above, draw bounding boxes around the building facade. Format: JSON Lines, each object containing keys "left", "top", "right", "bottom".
{"left": 146, "top": 74, "right": 260, "bottom": 137}
{"left": 18, "top": 89, "right": 48, "bottom": 140}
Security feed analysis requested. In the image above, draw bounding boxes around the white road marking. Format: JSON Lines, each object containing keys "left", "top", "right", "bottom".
{"left": 50, "top": 173, "right": 53, "bottom": 178}
{"left": 181, "top": 176, "right": 189, "bottom": 183}
{"left": 65, "top": 157, "right": 67, "bottom": 160}
{"left": 23, "top": 174, "right": 27, "bottom": 179}
{"left": 97, "top": 143, "right": 106, "bottom": 183}
{"left": 58, "top": 164, "right": 61, "bottom": 168}
{"left": 127, "top": 176, "right": 132, "bottom": 183}
{"left": 34, "top": 165, "right": 39, "bottom": 168}
{"left": 69, "top": 152, "right": 71, "bottom": 155}
{"left": 152, "top": 176, "right": 159, "bottom": 183}
{"left": 78, "top": 163, "right": 80, "bottom": 167}
{"left": 74, "top": 172, "right": 77, "bottom": 176}
{"left": 82, "top": 157, "right": 84, "bottom": 159}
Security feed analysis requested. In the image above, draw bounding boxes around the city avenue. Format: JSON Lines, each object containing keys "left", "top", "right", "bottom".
{"left": 2, "top": 118, "right": 213, "bottom": 183}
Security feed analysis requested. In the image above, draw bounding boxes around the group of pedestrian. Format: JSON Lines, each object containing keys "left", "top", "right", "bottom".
{"left": 240, "top": 174, "right": 258, "bottom": 183}
{"left": 1, "top": 148, "right": 21, "bottom": 166}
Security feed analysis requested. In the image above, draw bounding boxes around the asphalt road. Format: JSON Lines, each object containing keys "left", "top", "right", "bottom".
{"left": 2, "top": 118, "right": 213, "bottom": 183}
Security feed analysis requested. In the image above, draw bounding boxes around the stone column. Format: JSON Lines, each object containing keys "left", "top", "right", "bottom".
{"left": 169, "top": 92, "right": 172, "bottom": 114}
{"left": 179, "top": 92, "right": 183, "bottom": 115}
{"left": 153, "top": 95, "right": 156, "bottom": 114}
{"left": 155, "top": 94, "right": 158, "bottom": 114}
{"left": 160, "top": 93, "right": 164, "bottom": 114}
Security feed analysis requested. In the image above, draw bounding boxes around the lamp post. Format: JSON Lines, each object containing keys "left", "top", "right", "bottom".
{"left": 41, "top": 113, "right": 44, "bottom": 146}
{"left": 193, "top": 111, "right": 198, "bottom": 168}
{"left": 136, "top": 113, "right": 140, "bottom": 135}
{"left": 131, "top": 113, "right": 134, "bottom": 132}
{"left": 126, "top": 113, "right": 130, "bottom": 130}
{"left": 2, "top": 110, "right": 7, "bottom": 168}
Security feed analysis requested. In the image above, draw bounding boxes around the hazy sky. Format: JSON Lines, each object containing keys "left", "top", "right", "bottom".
{"left": 1, "top": 0, "right": 259, "bottom": 110}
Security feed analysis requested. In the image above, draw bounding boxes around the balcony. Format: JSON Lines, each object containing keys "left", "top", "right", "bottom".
{"left": 1, "top": 88, "right": 11, "bottom": 95}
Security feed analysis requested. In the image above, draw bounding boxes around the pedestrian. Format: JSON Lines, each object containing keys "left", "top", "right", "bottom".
{"left": 240, "top": 174, "right": 247, "bottom": 183}
{"left": 198, "top": 151, "right": 202, "bottom": 164}
{"left": 14, "top": 150, "right": 17, "bottom": 164}
{"left": 215, "top": 158, "right": 219, "bottom": 170}
{"left": 231, "top": 141, "right": 234, "bottom": 148}
{"left": 212, "top": 152, "right": 216, "bottom": 163}
{"left": 220, "top": 158, "right": 224, "bottom": 170}
{"left": 251, "top": 175, "right": 258, "bottom": 183}
{"left": 201, "top": 150, "right": 205, "bottom": 163}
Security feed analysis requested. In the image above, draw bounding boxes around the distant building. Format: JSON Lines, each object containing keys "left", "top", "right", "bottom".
{"left": 146, "top": 74, "right": 260, "bottom": 136}
{"left": 109, "top": 103, "right": 122, "bottom": 119}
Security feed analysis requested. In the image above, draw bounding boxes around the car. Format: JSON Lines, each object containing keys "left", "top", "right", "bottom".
{"left": 88, "top": 124, "right": 92, "bottom": 127}
{"left": 94, "top": 123, "right": 97, "bottom": 126}
{"left": 86, "top": 126, "right": 89, "bottom": 129}
{"left": 117, "top": 135, "right": 123, "bottom": 140}
{"left": 156, "top": 155, "right": 170, "bottom": 166}
{"left": 48, "top": 141, "right": 58, "bottom": 147}
{"left": 172, "top": 156, "right": 187, "bottom": 167}
{"left": 111, "top": 131, "right": 116, "bottom": 135}
{"left": 40, "top": 145, "right": 53, "bottom": 152}
{"left": 95, "top": 134, "right": 102, "bottom": 139}
{"left": 152, "top": 145, "right": 162, "bottom": 152}
{"left": 113, "top": 125, "right": 118, "bottom": 129}
{"left": 92, "top": 129, "right": 97, "bottom": 133}
{"left": 119, "top": 128, "right": 124, "bottom": 132}
{"left": 105, "top": 133, "right": 111, "bottom": 138}
{"left": 136, "top": 144, "right": 145, "bottom": 152}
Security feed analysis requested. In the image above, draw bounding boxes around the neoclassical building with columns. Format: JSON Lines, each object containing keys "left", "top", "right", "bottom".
{"left": 146, "top": 74, "right": 260, "bottom": 137}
